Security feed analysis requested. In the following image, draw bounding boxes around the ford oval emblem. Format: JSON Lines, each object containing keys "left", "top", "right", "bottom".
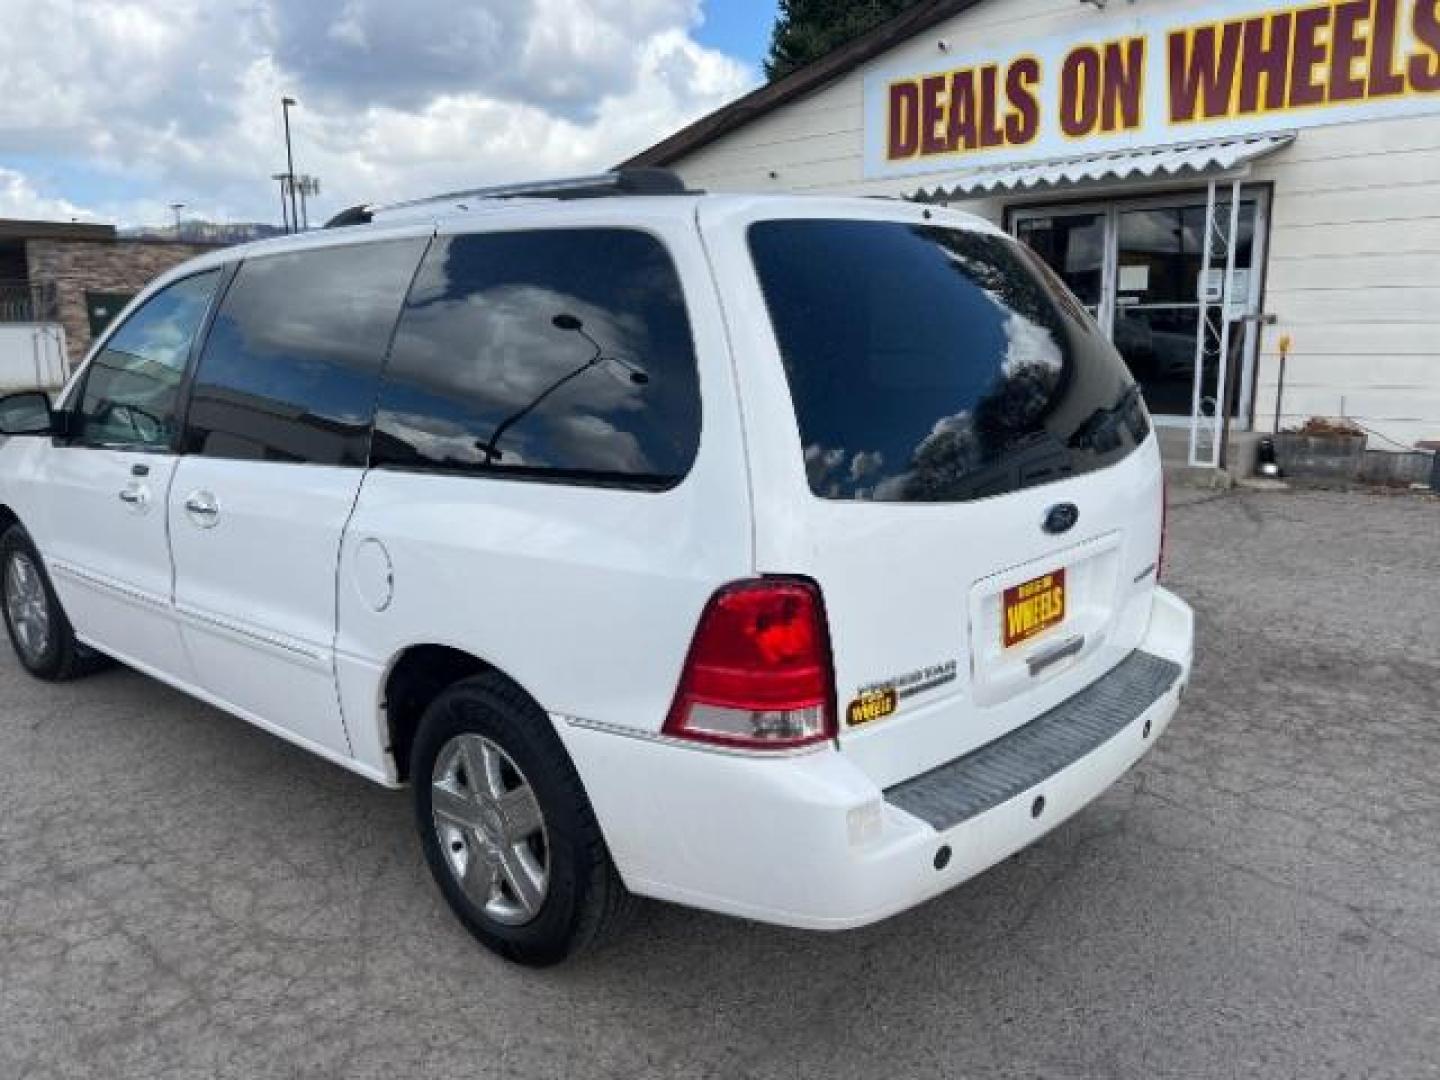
{"left": 1043, "top": 503, "right": 1079, "bottom": 535}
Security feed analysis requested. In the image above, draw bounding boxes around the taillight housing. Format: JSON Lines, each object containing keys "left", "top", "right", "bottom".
{"left": 664, "top": 578, "right": 836, "bottom": 750}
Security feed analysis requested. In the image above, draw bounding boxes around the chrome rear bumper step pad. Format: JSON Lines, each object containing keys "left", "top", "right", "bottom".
{"left": 884, "top": 650, "right": 1182, "bottom": 832}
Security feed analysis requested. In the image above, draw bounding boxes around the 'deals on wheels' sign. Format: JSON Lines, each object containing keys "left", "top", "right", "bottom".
{"left": 863, "top": 0, "right": 1440, "bottom": 178}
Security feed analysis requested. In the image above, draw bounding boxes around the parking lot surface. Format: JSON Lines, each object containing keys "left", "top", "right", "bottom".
{"left": 1, "top": 486, "right": 1437, "bottom": 1079}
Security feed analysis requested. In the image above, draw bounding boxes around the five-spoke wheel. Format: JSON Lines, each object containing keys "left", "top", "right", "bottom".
{"left": 4, "top": 549, "right": 50, "bottom": 666}
{"left": 431, "top": 733, "right": 549, "bottom": 925}
{"left": 412, "top": 672, "right": 636, "bottom": 965}
{"left": 0, "top": 523, "right": 104, "bottom": 681}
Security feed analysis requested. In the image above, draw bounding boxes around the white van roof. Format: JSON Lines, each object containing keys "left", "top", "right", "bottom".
{"left": 139, "top": 172, "right": 1004, "bottom": 295}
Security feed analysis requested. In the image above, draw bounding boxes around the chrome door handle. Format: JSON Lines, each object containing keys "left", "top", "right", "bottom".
{"left": 118, "top": 485, "right": 150, "bottom": 511}
{"left": 184, "top": 490, "right": 220, "bottom": 528}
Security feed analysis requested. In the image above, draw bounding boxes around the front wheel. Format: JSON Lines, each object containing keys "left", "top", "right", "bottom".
{"left": 0, "top": 524, "right": 106, "bottom": 681}
{"left": 411, "top": 673, "right": 635, "bottom": 966}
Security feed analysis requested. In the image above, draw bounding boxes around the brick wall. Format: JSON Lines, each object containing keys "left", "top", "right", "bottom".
{"left": 25, "top": 239, "right": 221, "bottom": 362}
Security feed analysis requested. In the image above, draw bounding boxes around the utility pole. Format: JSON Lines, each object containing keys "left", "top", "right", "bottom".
{"left": 294, "top": 175, "right": 320, "bottom": 230}
{"left": 170, "top": 203, "right": 185, "bottom": 238}
{"left": 281, "top": 96, "right": 299, "bottom": 233}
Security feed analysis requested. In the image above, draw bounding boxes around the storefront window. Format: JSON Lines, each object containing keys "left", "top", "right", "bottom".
{"left": 1014, "top": 214, "right": 1105, "bottom": 317}
{"left": 1014, "top": 195, "right": 1261, "bottom": 421}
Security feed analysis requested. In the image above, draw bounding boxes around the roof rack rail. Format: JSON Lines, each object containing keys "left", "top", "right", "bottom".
{"left": 324, "top": 167, "right": 694, "bottom": 228}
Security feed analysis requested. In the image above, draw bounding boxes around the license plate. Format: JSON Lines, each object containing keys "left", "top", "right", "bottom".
{"left": 1002, "top": 569, "right": 1066, "bottom": 648}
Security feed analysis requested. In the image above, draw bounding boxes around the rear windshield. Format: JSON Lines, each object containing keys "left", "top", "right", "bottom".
{"left": 748, "top": 219, "right": 1150, "bottom": 503}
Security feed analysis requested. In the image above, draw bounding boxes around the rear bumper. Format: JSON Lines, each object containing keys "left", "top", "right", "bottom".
{"left": 557, "top": 587, "right": 1193, "bottom": 930}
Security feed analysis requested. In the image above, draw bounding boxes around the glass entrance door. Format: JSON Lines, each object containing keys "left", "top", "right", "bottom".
{"left": 1112, "top": 202, "right": 1257, "bottom": 418}
{"left": 1014, "top": 213, "right": 1106, "bottom": 319}
{"left": 1012, "top": 191, "right": 1267, "bottom": 425}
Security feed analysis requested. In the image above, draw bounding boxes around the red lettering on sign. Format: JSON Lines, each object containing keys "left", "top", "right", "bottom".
{"left": 1287, "top": 6, "right": 1330, "bottom": 106}
{"left": 1369, "top": 0, "right": 1409, "bottom": 95}
{"left": 920, "top": 74, "right": 949, "bottom": 156}
{"left": 1411, "top": 0, "right": 1440, "bottom": 92}
{"left": 1061, "top": 46, "right": 1101, "bottom": 136}
{"left": 1101, "top": 37, "right": 1146, "bottom": 131}
{"left": 1169, "top": 23, "right": 1242, "bottom": 121}
{"left": 1004, "top": 57, "right": 1041, "bottom": 145}
{"left": 979, "top": 64, "right": 1006, "bottom": 148}
{"left": 887, "top": 81, "right": 919, "bottom": 160}
{"left": 1328, "top": 1, "right": 1371, "bottom": 103}
{"left": 1237, "top": 14, "right": 1292, "bottom": 113}
{"left": 947, "top": 69, "right": 977, "bottom": 151}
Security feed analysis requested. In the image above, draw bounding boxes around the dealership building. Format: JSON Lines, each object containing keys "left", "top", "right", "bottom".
{"left": 627, "top": 0, "right": 1440, "bottom": 464}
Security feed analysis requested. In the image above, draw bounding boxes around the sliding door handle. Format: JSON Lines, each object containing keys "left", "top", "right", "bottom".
{"left": 118, "top": 485, "right": 150, "bottom": 512}
{"left": 183, "top": 490, "right": 220, "bottom": 528}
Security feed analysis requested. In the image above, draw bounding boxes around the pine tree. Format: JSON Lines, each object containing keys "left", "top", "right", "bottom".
{"left": 765, "top": 0, "right": 923, "bottom": 81}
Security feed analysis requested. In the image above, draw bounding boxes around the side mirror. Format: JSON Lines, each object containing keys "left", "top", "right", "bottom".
{"left": 0, "top": 391, "right": 57, "bottom": 436}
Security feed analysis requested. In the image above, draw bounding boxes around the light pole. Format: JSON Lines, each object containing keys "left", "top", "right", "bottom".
{"left": 281, "top": 96, "right": 299, "bottom": 233}
{"left": 170, "top": 202, "right": 185, "bottom": 237}
{"left": 271, "top": 174, "right": 291, "bottom": 232}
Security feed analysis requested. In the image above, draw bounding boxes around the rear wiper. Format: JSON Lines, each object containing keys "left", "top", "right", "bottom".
{"left": 1069, "top": 385, "right": 1143, "bottom": 453}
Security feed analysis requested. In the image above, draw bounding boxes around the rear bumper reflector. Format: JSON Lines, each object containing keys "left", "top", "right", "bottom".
{"left": 884, "top": 650, "right": 1182, "bottom": 832}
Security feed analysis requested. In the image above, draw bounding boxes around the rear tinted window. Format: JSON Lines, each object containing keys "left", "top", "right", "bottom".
{"left": 182, "top": 239, "right": 425, "bottom": 466}
{"left": 371, "top": 229, "right": 700, "bottom": 489}
{"left": 748, "top": 220, "right": 1149, "bottom": 503}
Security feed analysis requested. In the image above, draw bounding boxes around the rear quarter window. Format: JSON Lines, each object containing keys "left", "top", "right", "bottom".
{"left": 371, "top": 228, "right": 701, "bottom": 490}
{"left": 748, "top": 219, "right": 1150, "bottom": 503}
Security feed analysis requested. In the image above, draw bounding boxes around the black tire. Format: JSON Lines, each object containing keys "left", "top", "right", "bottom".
{"left": 411, "top": 672, "right": 636, "bottom": 966}
{"left": 0, "top": 523, "right": 108, "bottom": 681}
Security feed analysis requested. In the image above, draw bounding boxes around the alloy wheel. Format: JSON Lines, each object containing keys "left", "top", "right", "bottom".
{"left": 431, "top": 733, "right": 550, "bottom": 926}
{"left": 5, "top": 552, "right": 50, "bottom": 663}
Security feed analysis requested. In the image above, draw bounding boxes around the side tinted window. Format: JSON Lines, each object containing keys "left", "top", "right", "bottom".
{"left": 76, "top": 271, "right": 220, "bottom": 448}
{"left": 372, "top": 229, "right": 701, "bottom": 488}
{"left": 181, "top": 240, "right": 425, "bottom": 466}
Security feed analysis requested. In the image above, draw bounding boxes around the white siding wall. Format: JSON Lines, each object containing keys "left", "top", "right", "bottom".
{"left": 1249, "top": 119, "right": 1440, "bottom": 447}
{"left": 668, "top": 0, "right": 1440, "bottom": 448}
{"left": 0, "top": 324, "right": 68, "bottom": 391}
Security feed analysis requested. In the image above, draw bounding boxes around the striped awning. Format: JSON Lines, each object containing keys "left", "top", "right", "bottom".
{"left": 912, "top": 132, "right": 1296, "bottom": 199}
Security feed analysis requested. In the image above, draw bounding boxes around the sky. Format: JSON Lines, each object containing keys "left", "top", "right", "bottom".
{"left": 0, "top": 0, "right": 778, "bottom": 229}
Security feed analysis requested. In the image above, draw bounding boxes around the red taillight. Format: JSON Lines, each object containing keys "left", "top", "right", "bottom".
{"left": 1157, "top": 473, "right": 1169, "bottom": 582}
{"left": 664, "top": 579, "right": 836, "bottom": 750}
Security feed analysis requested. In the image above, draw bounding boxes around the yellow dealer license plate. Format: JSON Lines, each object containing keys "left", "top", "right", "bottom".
{"left": 1003, "top": 569, "right": 1066, "bottom": 649}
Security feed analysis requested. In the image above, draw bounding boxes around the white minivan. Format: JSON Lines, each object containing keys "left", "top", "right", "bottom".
{"left": 0, "top": 171, "right": 1192, "bottom": 966}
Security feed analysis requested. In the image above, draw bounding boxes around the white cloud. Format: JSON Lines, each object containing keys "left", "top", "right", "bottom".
{"left": 0, "top": 167, "right": 100, "bottom": 222}
{"left": 0, "top": 0, "right": 754, "bottom": 228}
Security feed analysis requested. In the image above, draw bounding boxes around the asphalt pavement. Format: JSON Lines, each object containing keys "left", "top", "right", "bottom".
{"left": 1, "top": 485, "right": 1437, "bottom": 1079}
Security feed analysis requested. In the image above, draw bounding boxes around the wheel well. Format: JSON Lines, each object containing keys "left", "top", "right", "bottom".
{"left": 0, "top": 505, "right": 19, "bottom": 535}
{"left": 383, "top": 645, "right": 494, "bottom": 782}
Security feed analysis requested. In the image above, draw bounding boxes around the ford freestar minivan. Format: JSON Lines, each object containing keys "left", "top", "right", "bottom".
{"left": 0, "top": 171, "right": 1192, "bottom": 966}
